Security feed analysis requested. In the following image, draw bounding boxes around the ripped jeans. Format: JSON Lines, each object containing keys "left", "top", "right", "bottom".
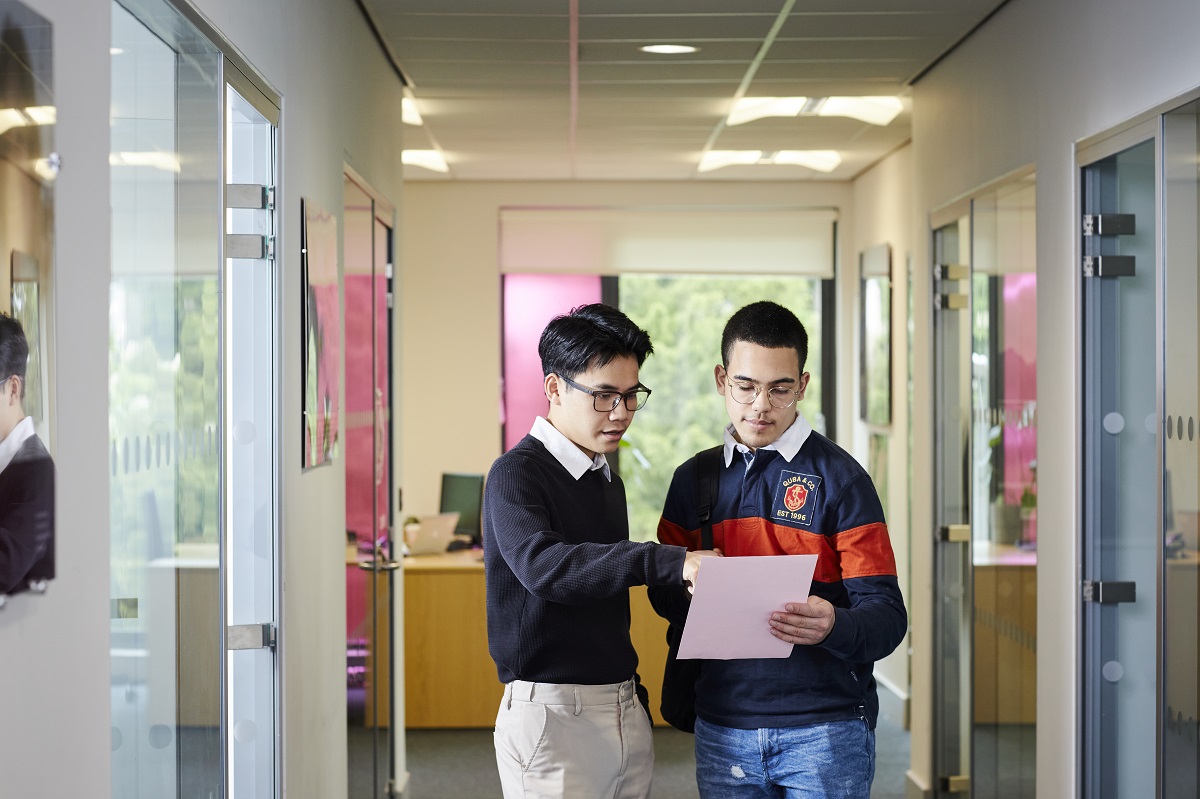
{"left": 693, "top": 716, "right": 875, "bottom": 799}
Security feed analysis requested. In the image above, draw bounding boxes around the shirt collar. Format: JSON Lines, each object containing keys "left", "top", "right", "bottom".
{"left": 530, "top": 415, "right": 612, "bottom": 481}
{"left": 721, "top": 412, "right": 812, "bottom": 467}
{"left": 0, "top": 416, "right": 34, "bottom": 475}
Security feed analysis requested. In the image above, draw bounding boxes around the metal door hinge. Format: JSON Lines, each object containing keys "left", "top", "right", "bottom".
{"left": 226, "top": 183, "right": 267, "bottom": 210}
{"left": 940, "top": 524, "right": 970, "bottom": 543}
{"left": 937, "top": 263, "right": 969, "bottom": 281}
{"left": 227, "top": 622, "right": 277, "bottom": 650}
{"left": 1083, "top": 213, "right": 1135, "bottom": 237}
{"left": 226, "top": 234, "right": 266, "bottom": 260}
{"left": 1082, "top": 580, "right": 1136, "bottom": 604}
{"left": 937, "top": 293, "right": 968, "bottom": 311}
{"left": 1083, "top": 255, "right": 1135, "bottom": 278}
{"left": 942, "top": 775, "right": 970, "bottom": 793}
{"left": 386, "top": 262, "right": 394, "bottom": 280}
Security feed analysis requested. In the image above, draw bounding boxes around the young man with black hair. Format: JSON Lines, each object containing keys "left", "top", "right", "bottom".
{"left": 650, "top": 300, "right": 906, "bottom": 799}
{"left": 0, "top": 313, "right": 54, "bottom": 595}
{"left": 485, "top": 303, "right": 718, "bottom": 799}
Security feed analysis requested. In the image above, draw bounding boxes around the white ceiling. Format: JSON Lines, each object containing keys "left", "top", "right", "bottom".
{"left": 365, "top": 0, "right": 1005, "bottom": 181}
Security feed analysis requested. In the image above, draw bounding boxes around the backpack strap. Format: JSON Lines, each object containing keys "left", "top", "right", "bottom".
{"left": 694, "top": 445, "right": 722, "bottom": 550}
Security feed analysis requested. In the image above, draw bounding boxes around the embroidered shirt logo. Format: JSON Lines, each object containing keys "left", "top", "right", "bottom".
{"left": 772, "top": 471, "right": 822, "bottom": 528}
{"left": 784, "top": 483, "right": 808, "bottom": 512}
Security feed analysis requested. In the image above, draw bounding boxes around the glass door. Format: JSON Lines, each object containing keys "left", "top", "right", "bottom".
{"left": 110, "top": 2, "right": 280, "bottom": 796}
{"left": 1080, "top": 131, "right": 1159, "bottom": 799}
{"left": 344, "top": 174, "right": 397, "bottom": 798}
{"left": 969, "top": 177, "right": 1038, "bottom": 799}
{"left": 223, "top": 68, "right": 280, "bottom": 797}
{"left": 1162, "top": 98, "right": 1200, "bottom": 798}
{"left": 932, "top": 213, "right": 972, "bottom": 797}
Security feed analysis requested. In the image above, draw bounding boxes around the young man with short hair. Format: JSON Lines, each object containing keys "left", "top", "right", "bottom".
{"left": 485, "top": 303, "right": 717, "bottom": 799}
{"left": 651, "top": 300, "right": 906, "bottom": 799}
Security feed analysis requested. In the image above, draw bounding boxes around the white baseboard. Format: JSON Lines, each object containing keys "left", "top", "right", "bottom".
{"left": 875, "top": 672, "right": 911, "bottom": 730}
{"left": 906, "top": 770, "right": 932, "bottom": 799}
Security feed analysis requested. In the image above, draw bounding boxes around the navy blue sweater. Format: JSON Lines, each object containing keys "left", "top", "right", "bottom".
{"left": 484, "top": 435, "right": 687, "bottom": 685}
{"left": 649, "top": 433, "right": 906, "bottom": 730}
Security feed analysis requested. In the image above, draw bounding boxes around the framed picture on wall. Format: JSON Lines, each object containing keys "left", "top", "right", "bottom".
{"left": 860, "top": 242, "right": 892, "bottom": 425}
{"left": 301, "top": 198, "right": 341, "bottom": 470}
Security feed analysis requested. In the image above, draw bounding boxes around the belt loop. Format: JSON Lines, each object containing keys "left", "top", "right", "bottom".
{"left": 574, "top": 687, "right": 582, "bottom": 716}
{"left": 505, "top": 682, "right": 512, "bottom": 710}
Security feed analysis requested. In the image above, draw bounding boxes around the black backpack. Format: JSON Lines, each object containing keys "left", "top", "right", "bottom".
{"left": 659, "top": 445, "right": 721, "bottom": 732}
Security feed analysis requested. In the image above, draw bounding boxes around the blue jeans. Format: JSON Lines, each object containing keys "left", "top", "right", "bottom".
{"left": 694, "top": 716, "right": 875, "bottom": 799}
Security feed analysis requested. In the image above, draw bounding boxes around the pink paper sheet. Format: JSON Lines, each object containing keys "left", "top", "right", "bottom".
{"left": 677, "top": 555, "right": 818, "bottom": 660}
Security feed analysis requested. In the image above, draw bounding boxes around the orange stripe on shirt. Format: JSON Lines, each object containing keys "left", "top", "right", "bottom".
{"left": 832, "top": 522, "right": 898, "bottom": 578}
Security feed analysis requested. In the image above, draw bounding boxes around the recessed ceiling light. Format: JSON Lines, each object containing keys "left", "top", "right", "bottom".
{"left": 110, "top": 47, "right": 124, "bottom": 56}
{"left": 402, "top": 149, "right": 449, "bottom": 173}
{"left": 640, "top": 44, "right": 698, "bottom": 55}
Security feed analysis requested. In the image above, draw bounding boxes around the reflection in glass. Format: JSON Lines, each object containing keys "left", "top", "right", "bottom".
{"left": 970, "top": 176, "right": 1037, "bottom": 799}
{"left": 109, "top": 1, "right": 222, "bottom": 795}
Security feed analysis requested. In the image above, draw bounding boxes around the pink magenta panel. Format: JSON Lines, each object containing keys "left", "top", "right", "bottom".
{"left": 503, "top": 274, "right": 601, "bottom": 451}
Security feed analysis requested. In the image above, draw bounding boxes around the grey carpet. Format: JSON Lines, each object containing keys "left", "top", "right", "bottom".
{"left": 351, "top": 712, "right": 911, "bottom": 799}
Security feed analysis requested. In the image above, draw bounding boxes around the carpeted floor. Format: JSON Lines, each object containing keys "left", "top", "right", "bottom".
{"left": 354, "top": 710, "right": 912, "bottom": 799}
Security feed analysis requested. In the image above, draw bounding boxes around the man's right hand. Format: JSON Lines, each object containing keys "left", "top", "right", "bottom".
{"left": 682, "top": 549, "right": 722, "bottom": 594}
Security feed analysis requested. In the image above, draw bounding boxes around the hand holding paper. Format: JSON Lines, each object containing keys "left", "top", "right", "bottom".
{"left": 677, "top": 555, "right": 818, "bottom": 660}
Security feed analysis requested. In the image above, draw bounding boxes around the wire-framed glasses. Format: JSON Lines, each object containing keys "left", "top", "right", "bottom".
{"left": 559, "top": 375, "right": 652, "bottom": 412}
{"left": 726, "top": 379, "right": 800, "bottom": 409}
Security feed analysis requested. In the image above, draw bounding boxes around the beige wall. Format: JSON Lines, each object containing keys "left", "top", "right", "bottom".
{"left": 850, "top": 143, "right": 914, "bottom": 714}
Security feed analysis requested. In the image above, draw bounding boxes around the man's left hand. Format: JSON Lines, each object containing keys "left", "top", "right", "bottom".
{"left": 769, "top": 595, "right": 836, "bottom": 645}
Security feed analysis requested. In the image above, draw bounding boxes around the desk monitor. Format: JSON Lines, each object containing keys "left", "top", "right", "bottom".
{"left": 440, "top": 472, "right": 485, "bottom": 545}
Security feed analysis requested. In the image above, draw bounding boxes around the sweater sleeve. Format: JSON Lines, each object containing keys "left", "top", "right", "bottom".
{"left": 817, "top": 474, "right": 908, "bottom": 663}
{"left": 0, "top": 456, "right": 55, "bottom": 595}
{"left": 647, "top": 461, "right": 696, "bottom": 626}
{"left": 486, "top": 458, "right": 686, "bottom": 605}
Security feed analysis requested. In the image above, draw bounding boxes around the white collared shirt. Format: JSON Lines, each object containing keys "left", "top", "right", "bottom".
{"left": 0, "top": 416, "right": 34, "bottom": 475}
{"left": 721, "top": 411, "right": 813, "bottom": 467}
{"left": 530, "top": 415, "right": 612, "bottom": 482}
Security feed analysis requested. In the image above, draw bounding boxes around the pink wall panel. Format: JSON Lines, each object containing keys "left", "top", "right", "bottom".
{"left": 502, "top": 274, "right": 602, "bottom": 451}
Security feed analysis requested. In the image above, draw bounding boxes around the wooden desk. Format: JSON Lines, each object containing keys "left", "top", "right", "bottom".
{"left": 403, "top": 552, "right": 501, "bottom": 728}
{"left": 402, "top": 551, "right": 672, "bottom": 728}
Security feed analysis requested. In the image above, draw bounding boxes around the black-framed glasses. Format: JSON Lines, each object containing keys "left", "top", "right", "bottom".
{"left": 559, "top": 375, "right": 652, "bottom": 412}
{"left": 725, "top": 379, "right": 800, "bottom": 409}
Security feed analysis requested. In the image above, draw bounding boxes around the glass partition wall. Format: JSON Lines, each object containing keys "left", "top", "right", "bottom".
{"left": 931, "top": 174, "right": 1037, "bottom": 798}
{"left": 110, "top": 1, "right": 280, "bottom": 796}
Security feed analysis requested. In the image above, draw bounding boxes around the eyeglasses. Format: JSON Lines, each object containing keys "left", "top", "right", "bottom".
{"left": 725, "top": 379, "right": 800, "bottom": 409}
{"left": 559, "top": 375, "right": 652, "bottom": 412}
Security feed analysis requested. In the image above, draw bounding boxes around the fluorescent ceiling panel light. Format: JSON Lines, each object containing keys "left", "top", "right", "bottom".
{"left": 727, "top": 96, "right": 903, "bottom": 127}
{"left": 727, "top": 97, "right": 808, "bottom": 126}
{"left": 402, "top": 149, "right": 449, "bottom": 173}
{"left": 698, "top": 150, "right": 762, "bottom": 172}
{"left": 771, "top": 150, "right": 842, "bottom": 172}
{"left": 0, "top": 105, "right": 56, "bottom": 137}
{"left": 640, "top": 44, "right": 698, "bottom": 54}
{"left": 110, "top": 47, "right": 124, "bottom": 55}
{"left": 401, "top": 96, "right": 423, "bottom": 126}
{"left": 816, "top": 96, "right": 903, "bottom": 126}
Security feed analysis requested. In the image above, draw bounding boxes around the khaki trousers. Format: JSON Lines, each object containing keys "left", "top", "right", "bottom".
{"left": 494, "top": 677, "right": 654, "bottom": 799}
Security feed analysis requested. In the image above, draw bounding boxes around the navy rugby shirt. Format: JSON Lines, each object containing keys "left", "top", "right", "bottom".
{"left": 650, "top": 413, "right": 906, "bottom": 729}
{"left": 484, "top": 419, "right": 687, "bottom": 685}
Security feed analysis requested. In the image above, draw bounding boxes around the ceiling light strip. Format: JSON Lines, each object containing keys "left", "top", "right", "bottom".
{"left": 696, "top": 0, "right": 798, "bottom": 169}
{"left": 568, "top": 0, "right": 580, "bottom": 179}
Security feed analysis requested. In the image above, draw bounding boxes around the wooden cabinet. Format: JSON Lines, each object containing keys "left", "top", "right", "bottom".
{"left": 973, "top": 547, "right": 1037, "bottom": 725}
{"left": 400, "top": 552, "right": 671, "bottom": 728}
